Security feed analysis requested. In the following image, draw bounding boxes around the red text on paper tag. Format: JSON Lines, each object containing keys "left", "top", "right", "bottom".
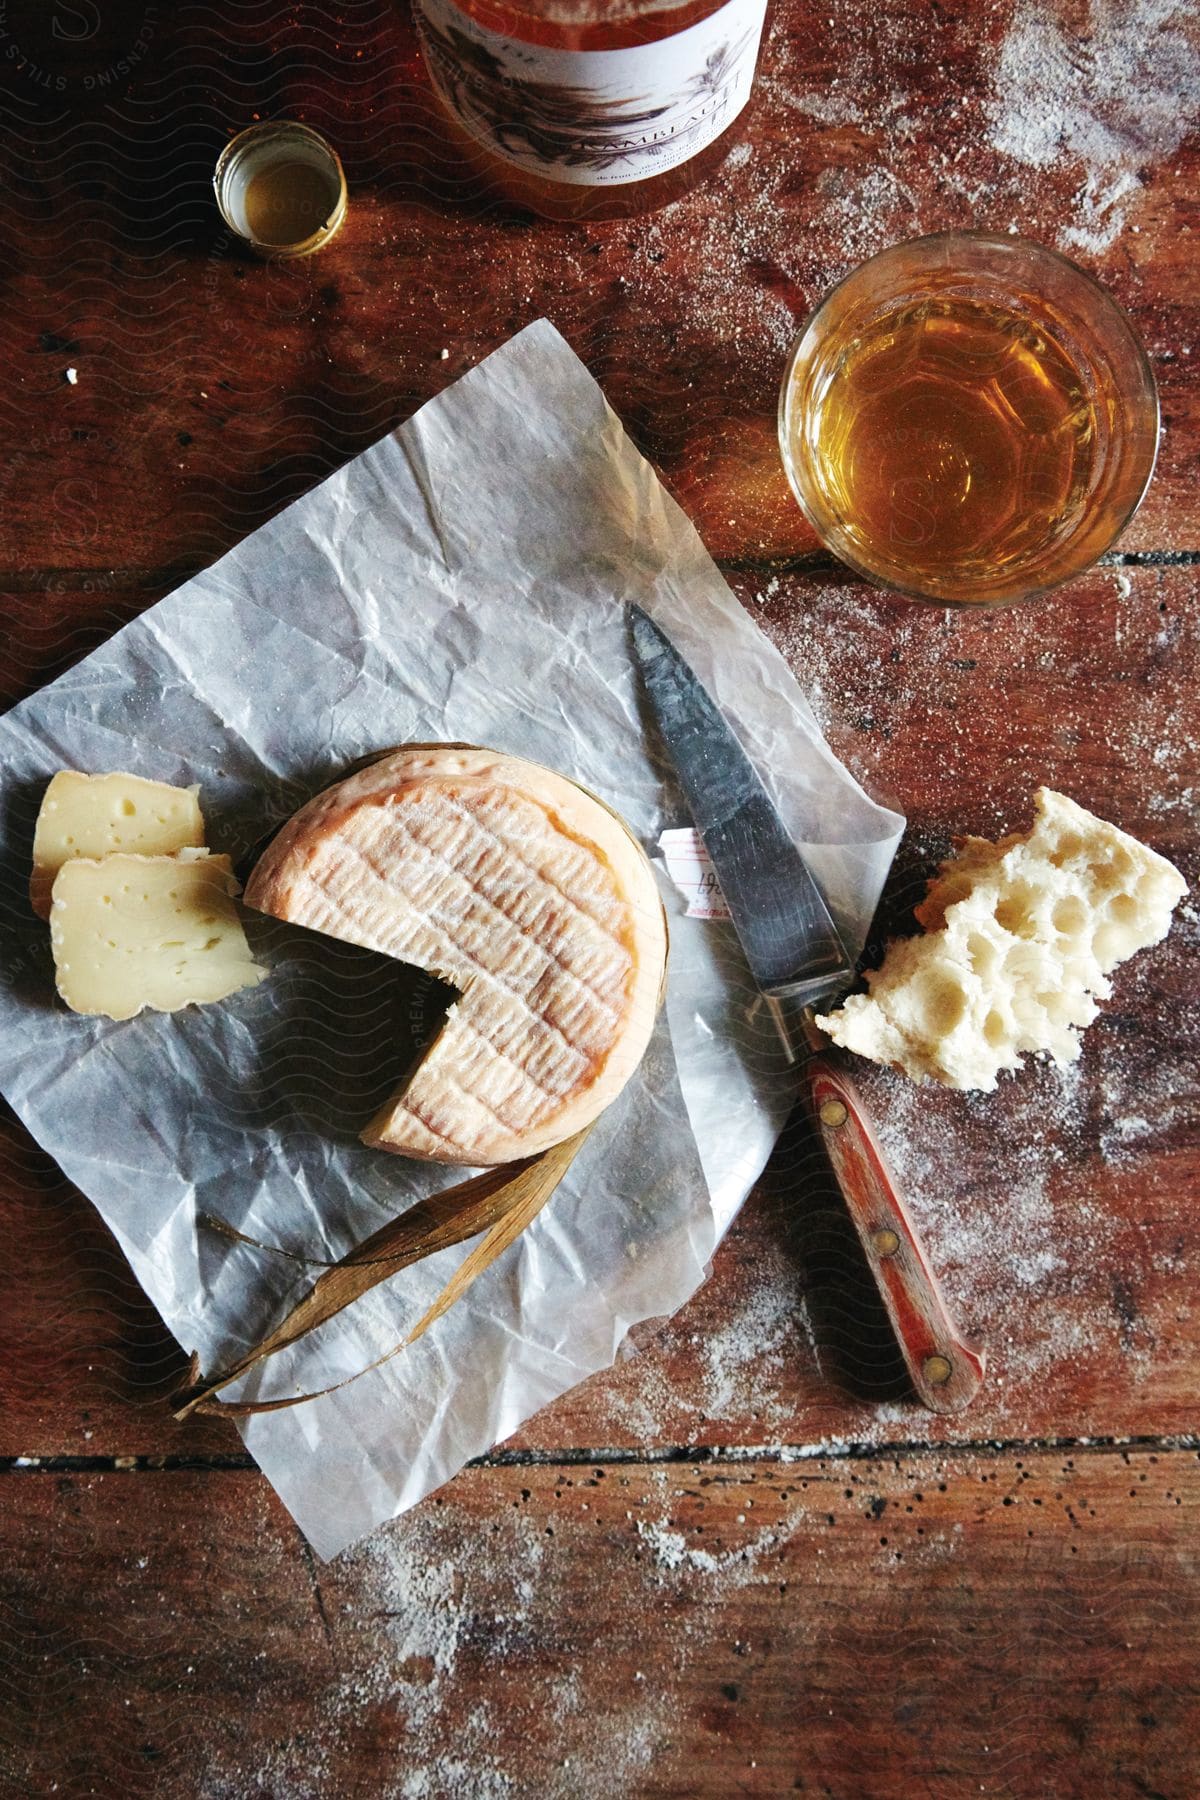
{"left": 658, "top": 827, "right": 731, "bottom": 921}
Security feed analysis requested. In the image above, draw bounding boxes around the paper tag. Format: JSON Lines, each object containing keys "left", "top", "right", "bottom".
{"left": 659, "top": 827, "right": 731, "bottom": 921}
{"left": 415, "top": 0, "right": 767, "bottom": 187}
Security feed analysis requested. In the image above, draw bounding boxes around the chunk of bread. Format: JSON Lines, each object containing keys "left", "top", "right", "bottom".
{"left": 245, "top": 746, "right": 668, "bottom": 1166}
{"left": 816, "top": 789, "right": 1186, "bottom": 1090}
{"left": 31, "top": 771, "right": 205, "bottom": 918}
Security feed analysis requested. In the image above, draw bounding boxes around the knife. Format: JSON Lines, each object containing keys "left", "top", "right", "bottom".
{"left": 631, "top": 605, "right": 984, "bottom": 1415}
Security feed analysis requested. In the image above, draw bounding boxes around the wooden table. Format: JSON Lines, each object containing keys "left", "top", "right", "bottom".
{"left": 2, "top": 3, "right": 1198, "bottom": 1794}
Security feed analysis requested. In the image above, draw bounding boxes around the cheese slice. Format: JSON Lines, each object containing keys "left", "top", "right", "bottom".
{"left": 817, "top": 789, "right": 1186, "bottom": 1090}
{"left": 31, "top": 771, "right": 205, "bottom": 918}
{"left": 245, "top": 746, "right": 668, "bottom": 1166}
{"left": 51, "top": 852, "right": 267, "bottom": 1021}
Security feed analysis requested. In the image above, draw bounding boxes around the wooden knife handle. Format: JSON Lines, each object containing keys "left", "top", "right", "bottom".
{"left": 803, "top": 1052, "right": 985, "bottom": 1415}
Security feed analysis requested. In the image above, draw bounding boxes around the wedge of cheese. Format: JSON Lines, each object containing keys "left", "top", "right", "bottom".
{"left": 31, "top": 771, "right": 205, "bottom": 918}
{"left": 245, "top": 746, "right": 668, "bottom": 1166}
{"left": 817, "top": 789, "right": 1186, "bottom": 1090}
{"left": 51, "top": 851, "right": 267, "bottom": 1021}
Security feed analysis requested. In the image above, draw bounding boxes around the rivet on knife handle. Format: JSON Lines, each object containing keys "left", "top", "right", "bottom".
{"left": 806, "top": 1056, "right": 985, "bottom": 1415}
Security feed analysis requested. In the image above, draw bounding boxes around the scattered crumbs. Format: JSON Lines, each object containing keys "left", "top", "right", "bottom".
{"left": 590, "top": 1240, "right": 819, "bottom": 1442}
{"left": 627, "top": 171, "right": 800, "bottom": 361}
{"left": 780, "top": 1440, "right": 838, "bottom": 1462}
{"left": 872, "top": 1068, "right": 1076, "bottom": 1297}
{"left": 810, "top": 166, "right": 921, "bottom": 276}
{"left": 755, "top": 568, "right": 1195, "bottom": 829}
{"left": 758, "top": 77, "right": 864, "bottom": 129}
{"left": 197, "top": 1495, "right": 673, "bottom": 1800}
{"left": 635, "top": 1518, "right": 689, "bottom": 1571}
{"left": 698, "top": 1251, "right": 807, "bottom": 1421}
{"left": 987, "top": 0, "right": 1200, "bottom": 252}
{"left": 635, "top": 1514, "right": 788, "bottom": 1584}
{"left": 761, "top": 577, "right": 939, "bottom": 741}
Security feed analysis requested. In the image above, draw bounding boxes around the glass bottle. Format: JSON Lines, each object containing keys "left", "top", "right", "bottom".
{"left": 414, "top": 0, "right": 770, "bottom": 219}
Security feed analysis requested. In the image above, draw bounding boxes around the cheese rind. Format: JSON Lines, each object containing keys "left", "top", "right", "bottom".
{"left": 31, "top": 771, "right": 205, "bottom": 918}
{"left": 245, "top": 746, "right": 668, "bottom": 1166}
{"left": 816, "top": 789, "right": 1186, "bottom": 1090}
{"left": 51, "top": 852, "right": 267, "bottom": 1021}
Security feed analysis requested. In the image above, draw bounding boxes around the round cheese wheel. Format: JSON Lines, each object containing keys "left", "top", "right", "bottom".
{"left": 245, "top": 745, "right": 668, "bottom": 1166}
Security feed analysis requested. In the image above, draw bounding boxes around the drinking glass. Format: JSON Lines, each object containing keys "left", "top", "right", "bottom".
{"left": 778, "top": 232, "right": 1159, "bottom": 606}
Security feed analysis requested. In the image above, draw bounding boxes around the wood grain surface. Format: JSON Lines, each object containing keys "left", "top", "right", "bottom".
{"left": 1, "top": 0, "right": 1198, "bottom": 1794}
{"left": 5, "top": 1449, "right": 1199, "bottom": 1798}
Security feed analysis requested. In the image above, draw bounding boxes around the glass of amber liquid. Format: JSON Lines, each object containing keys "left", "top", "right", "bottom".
{"left": 778, "top": 233, "right": 1159, "bottom": 606}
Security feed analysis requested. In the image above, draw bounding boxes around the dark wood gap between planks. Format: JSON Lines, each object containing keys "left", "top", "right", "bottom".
{"left": 0, "top": 547, "right": 1196, "bottom": 598}
{"left": 716, "top": 547, "right": 1200, "bottom": 576}
{"left": 5, "top": 1431, "right": 1200, "bottom": 1478}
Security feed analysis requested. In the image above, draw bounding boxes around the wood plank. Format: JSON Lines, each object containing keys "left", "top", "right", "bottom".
{"left": 0, "top": 0, "right": 1195, "bottom": 605}
{"left": 729, "top": 562, "right": 1198, "bottom": 860}
{"left": 2, "top": 1446, "right": 1198, "bottom": 1797}
{"left": 2, "top": 560, "right": 1194, "bottom": 1459}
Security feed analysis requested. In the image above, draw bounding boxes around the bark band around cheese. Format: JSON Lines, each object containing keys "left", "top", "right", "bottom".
{"left": 244, "top": 746, "right": 669, "bottom": 1167}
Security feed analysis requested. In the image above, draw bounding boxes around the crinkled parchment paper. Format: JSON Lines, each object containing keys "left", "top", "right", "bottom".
{"left": 0, "top": 322, "right": 903, "bottom": 1558}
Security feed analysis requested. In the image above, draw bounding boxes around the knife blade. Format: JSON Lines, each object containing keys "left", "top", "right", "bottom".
{"left": 630, "top": 605, "right": 852, "bottom": 1011}
{"left": 630, "top": 604, "right": 984, "bottom": 1415}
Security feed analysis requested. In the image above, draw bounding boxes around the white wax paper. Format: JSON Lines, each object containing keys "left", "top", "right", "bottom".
{"left": 0, "top": 322, "right": 903, "bottom": 1558}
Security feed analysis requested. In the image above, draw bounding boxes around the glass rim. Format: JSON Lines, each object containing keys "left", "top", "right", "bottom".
{"left": 777, "top": 230, "right": 1161, "bottom": 607}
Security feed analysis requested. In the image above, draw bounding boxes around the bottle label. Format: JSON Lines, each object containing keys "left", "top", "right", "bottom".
{"left": 415, "top": 0, "right": 767, "bottom": 186}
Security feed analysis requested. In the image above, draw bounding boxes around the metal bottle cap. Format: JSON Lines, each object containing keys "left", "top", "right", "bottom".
{"left": 214, "top": 120, "right": 347, "bottom": 258}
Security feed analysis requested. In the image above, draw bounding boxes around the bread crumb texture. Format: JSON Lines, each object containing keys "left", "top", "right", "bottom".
{"left": 816, "top": 789, "right": 1187, "bottom": 1090}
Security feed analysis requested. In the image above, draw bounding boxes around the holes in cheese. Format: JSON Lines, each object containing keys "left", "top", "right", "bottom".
{"left": 51, "top": 853, "right": 266, "bottom": 1021}
{"left": 244, "top": 746, "right": 668, "bottom": 1168}
{"left": 31, "top": 771, "right": 205, "bottom": 918}
{"left": 816, "top": 788, "right": 1186, "bottom": 1091}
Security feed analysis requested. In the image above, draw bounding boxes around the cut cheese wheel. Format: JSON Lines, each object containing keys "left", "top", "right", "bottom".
{"left": 244, "top": 746, "right": 668, "bottom": 1166}
{"left": 31, "top": 771, "right": 205, "bottom": 918}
